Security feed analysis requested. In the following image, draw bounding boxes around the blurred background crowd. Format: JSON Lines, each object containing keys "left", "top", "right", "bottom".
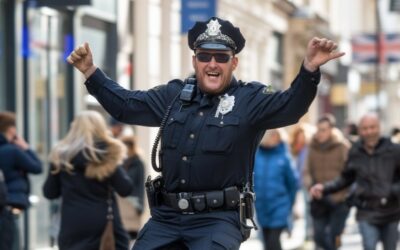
{"left": 1, "top": 0, "right": 400, "bottom": 249}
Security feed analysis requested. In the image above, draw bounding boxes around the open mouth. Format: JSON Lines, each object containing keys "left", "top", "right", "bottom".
{"left": 207, "top": 72, "right": 220, "bottom": 79}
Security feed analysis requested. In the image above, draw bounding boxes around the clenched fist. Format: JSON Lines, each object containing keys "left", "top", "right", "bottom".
{"left": 66, "top": 42, "right": 97, "bottom": 79}
{"left": 303, "top": 37, "right": 345, "bottom": 72}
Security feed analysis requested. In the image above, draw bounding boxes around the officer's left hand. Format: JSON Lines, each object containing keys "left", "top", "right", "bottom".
{"left": 303, "top": 37, "right": 345, "bottom": 72}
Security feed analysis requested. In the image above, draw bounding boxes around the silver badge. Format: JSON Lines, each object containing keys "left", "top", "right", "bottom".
{"left": 206, "top": 19, "right": 222, "bottom": 36}
{"left": 215, "top": 94, "right": 235, "bottom": 118}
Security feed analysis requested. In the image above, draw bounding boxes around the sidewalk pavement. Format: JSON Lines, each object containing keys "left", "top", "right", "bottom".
{"left": 240, "top": 207, "right": 367, "bottom": 250}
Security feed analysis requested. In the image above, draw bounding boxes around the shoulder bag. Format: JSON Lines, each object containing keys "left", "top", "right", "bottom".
{"left": 99, "top": 186, "right": 115, "bottom": 250}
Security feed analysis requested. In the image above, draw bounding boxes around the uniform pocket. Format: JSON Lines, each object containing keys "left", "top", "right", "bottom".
{"left": 211, "top": 232, "right": 241, "bottom": 250}
{"left": 163, "top": 112, "right": 188, "bottom": 148}
{"left": 202, "top": 116, "right": 239, "bottom": 154}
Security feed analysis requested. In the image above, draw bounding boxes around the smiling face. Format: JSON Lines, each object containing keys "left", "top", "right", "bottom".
{"left": 358, "top": 114, "right": 381, "bottom": 149}
{"left": 316, "top": 120, "right": 332, "bottom": 143}
{"left": 192, "top": 49, "right": 238, "bottom": 95}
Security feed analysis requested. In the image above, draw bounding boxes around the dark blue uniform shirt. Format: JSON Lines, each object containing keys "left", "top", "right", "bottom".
{"left": 85, "top": 65, "right": 320, "bottom": 193}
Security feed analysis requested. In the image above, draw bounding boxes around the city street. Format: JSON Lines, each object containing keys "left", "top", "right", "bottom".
{"left": 240, "top": 208, "right": 383, "bottom": 250}
{"left": 2, "top": 1, "right": 400, "bottom": 249}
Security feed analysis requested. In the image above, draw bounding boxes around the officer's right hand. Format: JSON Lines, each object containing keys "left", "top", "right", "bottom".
{"left": 66, "top": 42, "right": 97, "bottom": 79}
{"left": 309, "top": 183, "right": 324, "bottom": 199}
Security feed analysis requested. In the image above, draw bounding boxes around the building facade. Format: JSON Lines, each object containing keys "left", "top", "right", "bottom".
{"left": 4, "top": 0, "right": 399, "bottom": 249}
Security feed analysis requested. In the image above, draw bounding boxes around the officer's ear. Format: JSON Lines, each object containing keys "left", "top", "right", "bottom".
{"left": 231, "top": 56, "right": 238, "bottom": 71}
{"left": 192, "top": 54, "right": 196, "bottom": 68}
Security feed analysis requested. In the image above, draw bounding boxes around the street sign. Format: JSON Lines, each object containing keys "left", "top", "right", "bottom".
{"left": 352, "top": 33, "right": 400, "bottom": 64}
{"left": 181, "top": 0, "right": 216, "bottom": 34}
{"left": 27, "top": 0, "right": 91, "bottom": 7}
{"left": 390, "top": 0, "right": 400, "bottom": 12}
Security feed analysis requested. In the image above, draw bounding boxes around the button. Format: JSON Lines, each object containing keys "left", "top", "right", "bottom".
{"left": 190, "top": 134, "right": 195, "bottom": 139}
{"left": 182, "top": 156, "right": 187, "bottom": 161}
{"left": 170, "top": 118, "right": 174, "bottom": 121}
{"left": 213, "top": 199, "right": 218, "bottom": 204}
{"left": 311, "top": 77, "right": 315, "bottom": 81}
{"left": 199, "top": 112, "right": 204, "bottom": 116}
{"left": 180, "top": 179, "right": 186, "bottom": 184}
{"left": 220, "top": 121, "right": 224, "bottom": 125}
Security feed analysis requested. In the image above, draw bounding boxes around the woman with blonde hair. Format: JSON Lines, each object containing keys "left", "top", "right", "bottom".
{"left": 43, "top": 110, "right": 133, "bottom": 250}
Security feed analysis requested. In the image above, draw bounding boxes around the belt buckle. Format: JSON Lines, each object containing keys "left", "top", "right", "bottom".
{"left": 177, "top": 192, "right": 190, "bottom": 210}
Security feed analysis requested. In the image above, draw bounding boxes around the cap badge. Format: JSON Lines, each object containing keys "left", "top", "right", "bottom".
{"left": 194, "top": 19, "right": 237, "bottom": 51}
{"left": 206, "top": 19, "right": 222, "bottom": 36}
{"left": 215, "top": 94, "right": 235, "bottom": 118}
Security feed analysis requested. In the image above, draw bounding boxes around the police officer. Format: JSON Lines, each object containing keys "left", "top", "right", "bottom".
{"left": 68, "top": 17, "right": 344, "bottom": 250}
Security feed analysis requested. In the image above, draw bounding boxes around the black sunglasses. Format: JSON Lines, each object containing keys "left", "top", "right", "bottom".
{"left": 195, "top": 52, "right": 233, "bottom": 63}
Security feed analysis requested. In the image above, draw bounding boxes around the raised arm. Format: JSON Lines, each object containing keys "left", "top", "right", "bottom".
{"left": 66, "top": 42, "right": 97, "bottom": 79}
{"left": 303, "top": 37, "right": 345, "bottom": 72}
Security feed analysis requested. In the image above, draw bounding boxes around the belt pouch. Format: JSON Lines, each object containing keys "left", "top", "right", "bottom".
{"left": 224, "top": 186, "right": 240, "bottom": 209}
{"left": 206, "top": 191, "right": 224, "bottom": 209}
{"left": 145, "top": 176, "right": 163, "bottom": 208}
{"left": 191, "top": 194, "right": 206, "bottom": 212}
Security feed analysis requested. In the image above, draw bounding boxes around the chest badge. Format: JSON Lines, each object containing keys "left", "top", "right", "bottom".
{"left": 215, "top": 94, "right": 235, "bottom": 118}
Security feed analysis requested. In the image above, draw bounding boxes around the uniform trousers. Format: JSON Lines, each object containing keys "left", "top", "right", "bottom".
{"left": 132, "top": 205, "right": 243, "bottom": 250}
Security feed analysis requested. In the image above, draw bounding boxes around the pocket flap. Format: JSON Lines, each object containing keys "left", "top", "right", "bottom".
{"left": 167, "top": 112, "right": 188, "bottom": 125}
{"left": 206, "top": 116, "right": 239, "bottom": 127}
{"left": 206, "top": 191, "right": 224, "bottom": 208}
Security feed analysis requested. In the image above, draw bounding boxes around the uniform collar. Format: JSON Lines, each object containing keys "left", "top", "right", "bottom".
{"left": 195, "top": 76, "right": 239, "bottom": 107}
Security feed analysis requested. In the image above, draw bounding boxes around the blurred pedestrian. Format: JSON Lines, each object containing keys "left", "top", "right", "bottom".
{"left": 110, "top": 117, "right": 125, "bottom": 138}
{"left": 0, "top": 168, "right": 11, "bottom": 250}
{"left": 343, "top": 121, "right": 359, "bottom": 145}
{"left": 42, "top": 110, "right": 133, "bottom": 250}
{"left": 289, "top": 123, "right": 314, "bottom": 241}
{"left": 310, "top": 113, "right": 400, "bottom": 250}
{"left": 117, "top": 135, "right": 145, "bottom": 242}
{"left": 304, "top": 114, "right": 350, "bottom": 250}
{"left": 68, "top": 15, "right": 344, "bottom": 249}
{"left": 390, "top": 127, "right": 400, "bottom": 144}
{"left": 255, "top": 129, "right": 298, "bottom": 250}
{"left": 0, "top": 111, "right": 42, "bottom": 250}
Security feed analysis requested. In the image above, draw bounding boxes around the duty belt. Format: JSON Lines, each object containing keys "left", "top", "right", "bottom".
{"left": 161, "top": 186, "right": 240, "bottom": 214}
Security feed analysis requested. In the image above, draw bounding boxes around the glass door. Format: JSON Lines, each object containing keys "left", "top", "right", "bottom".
{"left": 26, "top": 7, "right": 72, "bottom": 248}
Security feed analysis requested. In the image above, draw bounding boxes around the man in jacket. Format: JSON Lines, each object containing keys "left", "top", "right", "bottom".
{"left": 304, "top": 114, "right": 350, "bottom": 250}
{"left": 310, "top": 113, "right": 400, "bottom": 250}
{"left": 68, "top": 16, "right": 344, "bottom": 249}
{"left": 0, "top": 111, "right": 42, "bottom": 250}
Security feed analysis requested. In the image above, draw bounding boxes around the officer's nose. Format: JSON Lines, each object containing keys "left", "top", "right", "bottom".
{"left": 209, "top": 56, "right": 218, "bottom": 66}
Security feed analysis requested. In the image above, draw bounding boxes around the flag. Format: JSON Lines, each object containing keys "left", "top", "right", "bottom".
{"left": 352, "top": 33, "right": 400, "bottom": 64}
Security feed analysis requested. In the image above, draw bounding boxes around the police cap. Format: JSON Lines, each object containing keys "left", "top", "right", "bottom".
{"left": 188, "top": 17, "right": 246, "bottom": 54}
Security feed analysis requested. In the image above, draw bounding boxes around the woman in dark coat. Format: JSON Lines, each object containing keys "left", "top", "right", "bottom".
{"left": 43, "top": 110, "right": 133, "bottom": 250}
